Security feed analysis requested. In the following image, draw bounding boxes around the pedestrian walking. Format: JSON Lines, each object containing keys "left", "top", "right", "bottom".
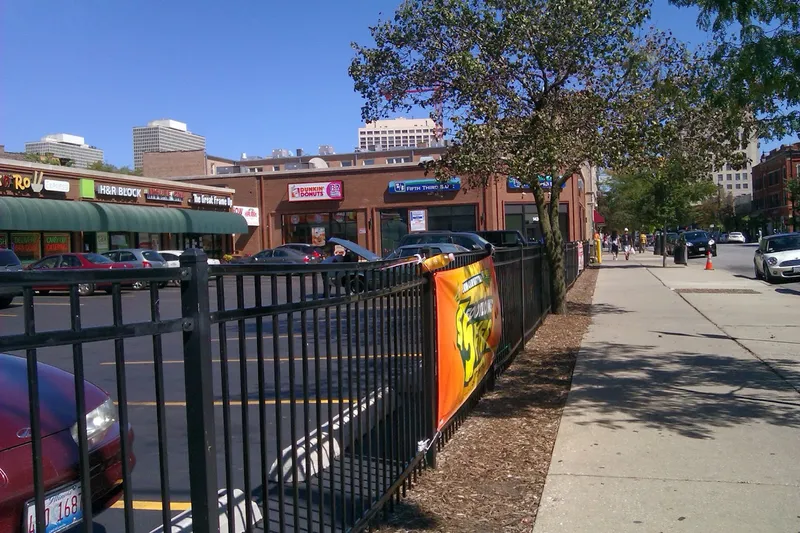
{"left": 620, "top": 228, "right": 633, "bottom": 260}
{"left": 610, "top": 230, "right": 620, "bottom": 260}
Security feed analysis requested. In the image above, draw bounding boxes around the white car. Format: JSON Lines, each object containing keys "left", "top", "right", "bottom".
{"left": 727, "top": 232, "right": 746, "bottom": 243}
{"left": 158, "top": 249, "right": 221, "bottom": 266}
{"left": 754, "top": 233, "right": 800, "bottom": 283}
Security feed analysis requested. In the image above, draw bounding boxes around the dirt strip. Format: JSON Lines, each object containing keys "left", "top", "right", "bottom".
{"left": 375, "top": 267, "right": 599, "bottom": 533}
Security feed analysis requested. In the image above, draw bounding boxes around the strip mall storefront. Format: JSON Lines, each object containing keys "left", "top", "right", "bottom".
{"left": 179, "top": 163, "right": 587, "bottom": 255}
{"left": 0, "top": 160, "right": 247, "bottom": 263}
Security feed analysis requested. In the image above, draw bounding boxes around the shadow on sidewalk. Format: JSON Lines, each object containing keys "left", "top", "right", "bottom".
{"left": 567, "top": 342, "right": 800, "bottom": 440}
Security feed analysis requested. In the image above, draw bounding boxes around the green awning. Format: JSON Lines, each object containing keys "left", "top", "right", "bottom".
{"left": 181, "top": 209, "right": 248, "bottom": 234}
{"left": 92, "top": 202, "right": 187, "bottom": 233}
{"left": 0, "top": 196, "right": 249, "bottom": 235}
{"left": 0, "top": 196, "right": 105, "bottom": 231}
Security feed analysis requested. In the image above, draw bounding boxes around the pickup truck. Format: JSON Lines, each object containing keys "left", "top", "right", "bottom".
{"left": 0, "top": 249, "right": 23, "bottom": 308}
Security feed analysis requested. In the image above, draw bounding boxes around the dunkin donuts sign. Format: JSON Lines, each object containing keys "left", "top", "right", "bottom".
{"left": 287, "top": 181, "right": 344, "bottom": 202}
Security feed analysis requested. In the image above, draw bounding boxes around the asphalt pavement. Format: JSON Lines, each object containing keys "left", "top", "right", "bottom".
{"left": 1, "top": 276, "right": 420, "bottom": 532}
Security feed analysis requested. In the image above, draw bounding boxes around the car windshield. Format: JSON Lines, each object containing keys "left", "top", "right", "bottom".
{"left": 385, "top": 246, "right": 442, "bottom": 259}
{"left": 479, "top": 232, "right": 519, "bottom": 245}
{"left": 160, "top": 252, "right": 179, "bottom": 261}
{"left": 0, "top": 250, "right": 21, "bottom": 266}
{"left": 684, "top": 231, "right": 708, "bottom": 240}
{"left": 765, "top": 235, "right": 800, "bottom": 253}
{"left": 85, "top": 253, "right": 113, "bottom": 264}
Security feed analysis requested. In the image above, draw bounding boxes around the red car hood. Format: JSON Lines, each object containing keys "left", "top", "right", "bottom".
{"left": 0, "top": 353, "right": 109, "bottom": 451}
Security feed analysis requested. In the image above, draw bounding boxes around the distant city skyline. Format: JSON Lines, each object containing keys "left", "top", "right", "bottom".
{"left": 0, "top": 0, "right": 795, "bottom": 167}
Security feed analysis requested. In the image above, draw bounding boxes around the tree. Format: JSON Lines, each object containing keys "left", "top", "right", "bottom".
{"left": 350, "top": 0, "right": 751, "bottom": 312}
{"left": 87, "top": 161, "right": 143, "bottom": 176}
{"left": 788, "top": 178, "right": 800, "bottom": 231}
{"left": 670, "top": 0, "right": 800, "bottom": 137}
{"left": 24, "top": 152, "right": 74, "bottom": 166}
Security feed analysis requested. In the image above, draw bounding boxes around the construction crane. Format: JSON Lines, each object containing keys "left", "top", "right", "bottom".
{"left": 382, "top": 85, "right": 445, "bottom": 142}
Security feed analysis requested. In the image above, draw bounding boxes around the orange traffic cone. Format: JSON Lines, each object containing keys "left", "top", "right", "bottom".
{"left": 705, "top": 250, "right": 714, "bottom": 270}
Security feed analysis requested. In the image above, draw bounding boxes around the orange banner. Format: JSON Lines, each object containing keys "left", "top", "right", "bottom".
{"left": 433, "top": 257, "right": 502, "bottom": 430}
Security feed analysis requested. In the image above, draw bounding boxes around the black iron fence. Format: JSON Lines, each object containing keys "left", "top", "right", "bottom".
{"left": 0, "top": 242, "right": 586, "bottom": 533}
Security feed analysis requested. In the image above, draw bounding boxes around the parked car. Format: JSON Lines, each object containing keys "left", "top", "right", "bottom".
{"left": 158, "top": 250, "right": 221, "bottom": 267}
{"left": 0, "top": 249, "right": 23, "bottom": 309}
{"left": 0, "top": 352, "right": 135, "bottom": 532}
{"left": 324, "top": 238, "right": 418, "bottom": 293}
{"left": 277, "top": 244, "right": 324, "bottom": 262}
{"left": 397, "top": 231, "right": 493, "bottom": 252}
{"left": 384, "top": 243, "right": 469, "bottom": 260}
{"left": 231, "top": 247, "right": 313, "bottom": 265}
{"left": 678, "top": 230, "right": 717, "bottom": 258}
{"left": 474, "top": 230, "right": 527, "bottom": 247}
{"left": 754, "top": 232, "right": 800, "bottom": 283}
{"left": 101, "top": 249, "right": 167, "bottom": 290}
{"left": 26, "top": 253, "right": 134, "bottom": 296}
{"left": 727, "top": 232, "right": 746, "bottom": 244}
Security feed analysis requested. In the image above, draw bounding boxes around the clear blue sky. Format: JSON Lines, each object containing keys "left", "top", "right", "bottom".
{"left": 0, "top": 0, "right": 792, "bottom": 167}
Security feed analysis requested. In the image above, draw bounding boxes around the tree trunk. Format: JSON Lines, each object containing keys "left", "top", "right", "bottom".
{"left": 533, "top": 182, "right": 567, "bottom": 314}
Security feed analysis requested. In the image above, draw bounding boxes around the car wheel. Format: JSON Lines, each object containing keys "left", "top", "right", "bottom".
{"left": 763, "top": 261, "right": 777, "bottom": 284}
{"left": 712, "top": 249, "right": 717, "bottom": 257}
{"left": 77, "top": 283, "right": 95, "bottom": 296}
{"left": 36, "top": 290, "right": 50, "bottom": 295}
{"left": 132, "top": 281, "right": 147, "bottom": 290}
{"left": 0, "top": 296, "right": 13, "bottom": 309}
{"left": 754, "top": 262, "right": 763, "bottom": 280}
{"left": 349, "top": 276, "right": 367, "bottom": 294}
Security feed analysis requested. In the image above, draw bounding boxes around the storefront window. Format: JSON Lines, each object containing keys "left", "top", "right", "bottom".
{"left": 0, "top": 233, "right": 7, "bottom": 249}
{"left": 110, "top": 232, "right": 132, "bottom": 250}
{"left": 428, "top": 205, "right": 477, "bottom": 232}
{"left": 282, "top": 211, "right": 358, "bottom": 246}
{"left": 43, "top": 233, "right": 71, "bottom": 256}
{"left": 504, "top": 203, "right": 569, "bottom": 242}
{"left": 380, "top": 209, "right": 410, "bottom": 255}
{"left": 10, "top": 233, "right": 42, "bottom": 262}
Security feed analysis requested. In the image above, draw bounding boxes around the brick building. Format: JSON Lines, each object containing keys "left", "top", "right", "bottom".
{"left": 142, "top": 150, "right": 235, "bottom": 178}
{"left": 172, "top": 149, "right": 588, "bottom": 256}
{"left": 752, "top": 142, "right": 800, "bottom": 232}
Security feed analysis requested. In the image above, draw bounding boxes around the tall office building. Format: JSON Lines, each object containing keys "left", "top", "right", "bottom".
{"left": 358, "top": 118, "right": 440, "bottom": 152}
{"left": 132, "top": 119, "right": 205, "bottom": 169}
{"left": 24, "top": 134, "right": 103, "bottom": 168}
{"left": 711, "top": 133, "right": 760, "bottom": 198}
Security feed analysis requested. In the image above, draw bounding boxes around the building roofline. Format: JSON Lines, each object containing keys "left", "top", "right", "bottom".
{"left": 170, "top": 160, "right": 437, "bottom": 182}
{"left": 0, "top": 158, "right": 236, "bottom": 194}
{"left": 234, "top": 145, "right": 446, "bottom": 166}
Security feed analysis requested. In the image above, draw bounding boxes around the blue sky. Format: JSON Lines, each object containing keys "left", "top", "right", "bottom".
{"left": 0, "top": 0, "right": 793, "bottom": 167}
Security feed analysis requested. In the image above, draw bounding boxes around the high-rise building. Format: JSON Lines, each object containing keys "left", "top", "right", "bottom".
{"left": 711, "top": 133, "right": 760, "bottom": 198}
{"left": 24, "top": 134, "right": 103, "bottom": 168}
{"left": 271, "top": 148, "right": 292, "bottom": 158}
{"left": 318, "top": 145, "right": 335, "bottom": 156}
{"left": 358, "top": 118, "right": 440, "bottom": 152}
{"left": 132, "top": 119, "right": 205, "bottom": 169}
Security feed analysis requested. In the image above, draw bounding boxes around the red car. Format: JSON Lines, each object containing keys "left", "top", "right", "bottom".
{"left": 26, "top": 253, "right": 134, "bottom": 296}
{"left": 0, "top": 353, "right": 135, "bottom": 532}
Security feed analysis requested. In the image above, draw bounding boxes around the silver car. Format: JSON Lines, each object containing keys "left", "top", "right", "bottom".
{"left": 102, "top": 248, "right": 167, "bottom": 289}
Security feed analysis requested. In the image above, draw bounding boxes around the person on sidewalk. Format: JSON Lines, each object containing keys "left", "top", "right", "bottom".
{"left": 610, "top": 230, "right": 620, "bottom": 260}
{"left": 620, "top": 228, "right": 633, "bottom": 260}
{"left": 638, "top": 231, "right": 647, "bottom": 253}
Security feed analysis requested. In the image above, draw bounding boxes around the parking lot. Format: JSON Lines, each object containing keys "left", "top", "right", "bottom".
{"left": 1, "top": 275, "right": 422, "bottom": 532}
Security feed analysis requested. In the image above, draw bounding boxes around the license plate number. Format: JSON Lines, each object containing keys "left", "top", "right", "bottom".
{"left": 24, "top": 482, "right": 83, "bottom": 533}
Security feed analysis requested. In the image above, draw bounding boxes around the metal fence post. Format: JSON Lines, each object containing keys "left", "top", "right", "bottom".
{"left": 520, "top": 247, "right": 526, "bottom": 342}
{"left": 420, "top": 273, "right": 438, "bottom": 469}
{"left": 180, "top": 249, "right": 219, "bottom": 533}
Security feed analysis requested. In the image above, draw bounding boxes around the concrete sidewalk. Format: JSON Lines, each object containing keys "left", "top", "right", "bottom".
{"left": 533, "top": 254, "right": 800, "bottom": 533}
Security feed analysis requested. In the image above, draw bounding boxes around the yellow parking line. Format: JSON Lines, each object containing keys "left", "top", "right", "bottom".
{"left": 111, "top": 500, "right": 192, "bottom": 511}
{"left": 0, "top": 313, "right": 17, "bottom": 317}
{"left": 120, "top": 399, "right": 355, "bottom": 407}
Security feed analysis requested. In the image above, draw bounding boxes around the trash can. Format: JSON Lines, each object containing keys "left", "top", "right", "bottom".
{"left": 654, "top": 235, "right": 663, "bottom": 255}
{"left": 673, "top": 243, "right": 687, "bottom": 265}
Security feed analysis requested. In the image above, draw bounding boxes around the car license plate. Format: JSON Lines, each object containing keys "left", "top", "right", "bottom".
{"left": 24, "top": 482, "right": 83, "bottom": 533}
{"left": 793, "top": 267, "right": 800, "bottom": 274}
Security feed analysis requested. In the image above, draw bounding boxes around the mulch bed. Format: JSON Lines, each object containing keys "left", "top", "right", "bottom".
{"left": 374, "top": 267, "right": 598, "bottom": 533}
